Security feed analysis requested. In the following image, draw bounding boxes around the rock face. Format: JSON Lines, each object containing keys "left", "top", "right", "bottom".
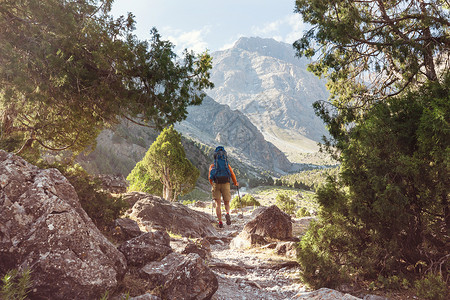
{"left": 140, "top": 253, "right": 218, "bottom": 300}
{"left": 231, "top": 205, "right": 292, "bottom": 249}
{"left": 177, "top": 96, "right": 292, "bottom": 172}
{"left": 0, "top": 150, "right": 127, "bottom": 299}
{"left": 118, "top": 231, "right": 172, "bottom": 267}
{"left": 126, "top": 192, "right": 217, "bottom": 238}
{"left": 209, "top": 37, "right": 328, "bottom": 142}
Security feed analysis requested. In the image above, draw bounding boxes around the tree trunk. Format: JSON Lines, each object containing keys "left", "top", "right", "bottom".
{"left": 1, "top": 104, "right": 17, "bottom": 138}
{"left": 162, "top": 177, "right": 174, "bottom": 201}
{"left": 419, "top": 1, "right": 437, "bottom": 81}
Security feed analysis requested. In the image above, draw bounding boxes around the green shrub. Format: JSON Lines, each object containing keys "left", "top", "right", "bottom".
{"left": 415, "top": 273, "right": 448, "bottom": 300}
{"left": 374, "top": 275, "right": 410, "bottom": 290}
{"left": 276, "top": 193, "right": 296, "bottom": 214}
{"left": 230, "top": 194, "right": 260, "bottom": 209}
{"left": 296, "top": 207, "right": 311, "bottom": 218}
{"left": 297, "top": 78, "right": 450, "bottom": 289}
{"left": 297, "top": 220, "right": 351, "bottom": 289}
{"left": 181, "top": 199, "right": 195, "bottom": 206}
{"left": 1, "top": 268, "right": 32, "bottom": 300}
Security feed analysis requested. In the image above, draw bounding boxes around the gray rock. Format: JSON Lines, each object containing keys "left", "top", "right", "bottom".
{"left": 244, "top": 205, "right": 292, "bottom": 240}
{"left": 363, "top": 295, "right": 389, "bottom": 300}
{"left": 230, "top": 231, "right": 267, "bottom": 249}
{"left": 0, "top": 150, "right": 127, "bottom": 299}
{"left": 291, "top": 287, "right": 361, "bottom": 299}
{"left": 231, "top": 205, "right": 293, "bottom": 249}
{"left": 96, "top": 174, "right": 128, "bottom": 193}
{"left": 126, "top": 192, "right": 217, "bottom": 238}
{"left": 118, "top": 231, "right": 172, "bottom": 267}
{"left": 181, "top": 240, "right": 211, "bottom": 260}
{"left": 129, "top": 294, "right": 162, "bottom": 300}
{"left": 276, "top": 241, "right": 298, "bottom": 258}
{"left": 112, "top": 217, "right": 143, "bottom": 241}
{"left": 140, "top": 253, "right": 218, "bottom": 300}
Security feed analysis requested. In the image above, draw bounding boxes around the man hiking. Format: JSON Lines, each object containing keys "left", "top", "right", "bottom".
{"left": 209, "top": 146, "right": 238, "bottom": 228}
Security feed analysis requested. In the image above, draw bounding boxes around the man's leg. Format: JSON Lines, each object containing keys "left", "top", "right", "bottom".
{"left": 212, "top": 183, "right": 223, "bottom": 227}
{"left": 215, "top": 198, "right": 222, "bottom": 223}
{"left": 223, "top": 183, "right": 232, "bottom": 225}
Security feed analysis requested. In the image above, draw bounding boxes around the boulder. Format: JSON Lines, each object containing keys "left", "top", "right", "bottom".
{"left": 118, "top": 231, "right": 172, "bottom": 267}
{"left": 112, "top": 218, "right": 143, "bottom": 241}
{"left": 244, "top": 205, "right": 292, "bottom": 240}
{"left": 230, "top": 231, "right": 267, "bottom": 249}
{"left": 140, "top": 253, "right": 218, "bottom": 300}
{"left": 95, "top": 174, "right": 128, "bottom": 193}
{"left": 231, "top": 205, "right": 293, "bottom": 249}
{"left": 0, "top": 150, "right": 127, "bottom": 299}
{"left": 291, "top": 288, "right": 361, "bottom": 299}
{"left": 126, "top": 192, "right": 217, "bottom": 238}
{"left": 123, "top": 191, "right": 148, "bottom": 208}
{"left": 181, "top": 240, "right": 211, "bottom": 260}
{"left": 276, "top": 241, "right": 298, "bottom": 258}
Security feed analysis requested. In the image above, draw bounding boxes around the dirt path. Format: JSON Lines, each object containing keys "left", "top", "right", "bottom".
{"left": 204, "top": 211, "right": 308, "bottom": 300}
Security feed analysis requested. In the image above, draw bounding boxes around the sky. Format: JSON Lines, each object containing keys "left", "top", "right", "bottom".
{"left": 110, "top": 0, "right": 308, "bottom": 54}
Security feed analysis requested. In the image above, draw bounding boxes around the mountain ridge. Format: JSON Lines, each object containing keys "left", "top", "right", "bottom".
{"left": 207, "top": 37, "right": 329, "bottom": 161}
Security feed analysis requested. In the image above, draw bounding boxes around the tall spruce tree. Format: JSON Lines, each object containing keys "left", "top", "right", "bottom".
{"left": 127, "top": 126, "right": 199, "bottom": 202}
{"left": 0, "top": 0, "right": 213, "bottom": 158}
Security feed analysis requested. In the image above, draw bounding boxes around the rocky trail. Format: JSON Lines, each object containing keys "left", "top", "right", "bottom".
{"left": 189, "top": 207, "right": 309, "bottom": 300}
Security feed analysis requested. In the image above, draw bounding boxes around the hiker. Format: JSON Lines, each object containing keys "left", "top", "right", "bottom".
{"left": 209, "top": 146, "right": 238, "bottom": 228}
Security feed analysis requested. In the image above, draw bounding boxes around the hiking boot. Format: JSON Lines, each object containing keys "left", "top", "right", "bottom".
{"left": 218, "top": 221, "right": 223, "bottom": 228}
{"left": 225, "top": 213, "right": 231, "bottom": 225}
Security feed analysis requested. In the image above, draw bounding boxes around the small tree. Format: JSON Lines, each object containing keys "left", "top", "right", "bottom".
{"left": 128, "top": 126, "right": 199, "bottom": 201}
{"left": 231, "top": 194, "right": 260, "bottom": 209}
{"left": 276, "top": 193, "right": 296, "bottom": 215}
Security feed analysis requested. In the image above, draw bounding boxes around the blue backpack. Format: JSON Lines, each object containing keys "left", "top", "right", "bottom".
{"left": 210, "top": 146, "right": 231, "bottom": 184}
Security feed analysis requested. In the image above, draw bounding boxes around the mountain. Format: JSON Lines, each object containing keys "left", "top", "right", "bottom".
{"left": 207, "top": 37, "right": 329, "bottom": 161}
{"left": 76, "top": 37, "right": 333, "bottom": 183}
{"left": 175, "top": 96, "right": 292, "bottom": 173}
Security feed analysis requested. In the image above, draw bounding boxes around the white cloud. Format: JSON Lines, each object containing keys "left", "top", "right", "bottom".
{"left": 219, "top": 40, "right": 238, "bottom": 51}
{"left": 162, "top": 26, "right": 211, "bottom": 54}
{"left": 251, "top": 14, "right": 308, "bottom": 44}
{"left": 284, "top": 14, "right": 308, "bottom": 43}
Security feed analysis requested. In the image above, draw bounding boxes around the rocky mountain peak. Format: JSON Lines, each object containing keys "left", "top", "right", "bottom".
{"left": 231, "top": 37, "right": 303, "bottom": 66}
{"left": 208, "top": 37, "right": 329, "bottom": 161}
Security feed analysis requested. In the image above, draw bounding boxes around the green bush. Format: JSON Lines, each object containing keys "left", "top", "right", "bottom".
{"left": 296, "top": 207, "right": 311, "bottom": 218}
{"left": 230, "top": 194, "right": 260, "bottom": 209}
{"left": 415, "top": 273, "right": 448, "bottom": 300}
{"left": 297, "top": 78, "right": 450, "bottom": 289}
{"left": 297, "top": 220, "right": 350, "bottom": 288}
{"left": 275, "top": 193, "right": 296, "bottom": 214}
{"left": 1, "top": 268, "right": 32, "bottom": 300}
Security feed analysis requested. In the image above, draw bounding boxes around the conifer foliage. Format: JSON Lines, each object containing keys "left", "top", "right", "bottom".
{"left": 0, "top": 0, "right": 213, "bottom": 157}
{"left": 127, "top": 126, "right": 199, "bottom": 202}
{"left": 298, "top": 74, "right": 449, "bottom": 289}
{"left": 294, "top": 0, "right": 449, "bottom": 292}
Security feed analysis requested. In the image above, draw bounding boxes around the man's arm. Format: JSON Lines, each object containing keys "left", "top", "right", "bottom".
{"left": 228, "top": 166, "right": 238, "bottom": 186}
